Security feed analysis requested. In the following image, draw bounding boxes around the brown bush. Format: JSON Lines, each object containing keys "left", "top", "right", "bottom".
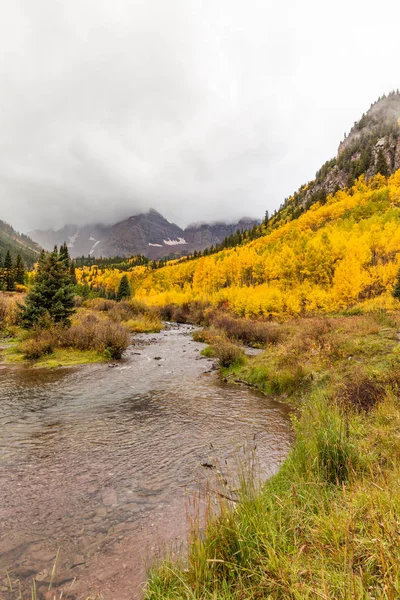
{"left": 211, "top": 314, "right": 282, "bottom": 347}
{"left": 20, "top": 330, "right": 56, "bottom": 359}
{"left": 338, "top": 372, "right": 384, "bottom": 412}
{"left": 62, "top": 314, "right": 130, "bottom": 358}
{"left": 157, "top": 301, "right": 211, "bottom": 325}
{"left": 98, "top": 321, "right": 130, "bottom": 359}
{"left": 62, "top": 314, "right": 99, "bottom": 350}
{"left": 84, "top": 298, "right": 116, "bottom": 312}
{"left": 158, "top": 304, "right": 175, "bottom": 322}
{"left": 213, "top": 340, "right": 245, "bottom": 368}
{"left": 108, "top": 299, "right": 147, "bottom": 322}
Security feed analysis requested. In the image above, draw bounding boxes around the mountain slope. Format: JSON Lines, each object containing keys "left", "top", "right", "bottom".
{"left": 126, "top": 171, "right": 400, "bottom": 316}
{"left": 273, "top": 91, "right": 400, "bottom": 226}
{"left": 0, "top": 220, "right": 41, "bottom": 267}
{"left": 29, "top": 211, "right": 259, "bottom": 259}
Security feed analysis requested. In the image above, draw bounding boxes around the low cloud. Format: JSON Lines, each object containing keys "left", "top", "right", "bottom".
{"left": 1, "top": 0, "right": 400, "bottom": 231}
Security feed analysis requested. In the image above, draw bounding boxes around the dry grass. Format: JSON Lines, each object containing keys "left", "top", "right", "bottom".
{"left": 0, "top": 292, "right": 22, "bottom": 330}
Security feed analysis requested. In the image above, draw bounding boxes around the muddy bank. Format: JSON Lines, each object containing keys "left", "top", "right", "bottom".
{"left": 0, "top": 324, "right": 292, "bottom": 600}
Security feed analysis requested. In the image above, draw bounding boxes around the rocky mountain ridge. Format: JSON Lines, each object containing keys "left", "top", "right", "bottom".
{"left": 277, "top": 91, "right": 400, "bottom": 223}
{"left": 29, "top": 210, "right": 259, "bottom": 259}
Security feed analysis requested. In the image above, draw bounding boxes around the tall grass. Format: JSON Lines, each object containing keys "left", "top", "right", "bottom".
{"left": 146, "top": 389, "right": 400, "bottom": 599}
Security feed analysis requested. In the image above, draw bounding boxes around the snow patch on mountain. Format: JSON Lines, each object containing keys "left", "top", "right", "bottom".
{"left": 149, "top": 243, "right": 163, "bottom": 247}
{"left": 89, "top": 240, "right": 101, "bottom": 255}
{"left": 67, "top": 231, "right": 80, "bottom": 248}
{"left": 163, "top": 238, "right": 187, "bottom": 246}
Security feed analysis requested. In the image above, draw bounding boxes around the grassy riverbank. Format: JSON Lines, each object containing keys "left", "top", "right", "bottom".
{"left": 145, "top": 309, "right": 400, "bottom": 599}
{"left": 0, "top": 294, "right": 163, "bottom": 367}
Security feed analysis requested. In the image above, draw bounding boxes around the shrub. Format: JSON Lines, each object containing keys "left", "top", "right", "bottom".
{"left": 338, "top": 371, "right": 384, "bottom": 412}
{"left": 157, "top": 301, "right": 211, "bottom": 325}
{"left": 123, "top": 314, "right": 163, "bottom": 333}
{"left": 158, "top": 304, "right": 175, "bottom": 322}
{"left": 108, "top": 299, "right": 147, "bottom": 322}
{"left": 170, "top": 305, "right": 188, "bottom": 324}
{"left": 212, "top": 314, "right": 282, "bottom": 347}
{"left": 62, "top": 314, "right": 130, "bottom": 358}
{"left": 62, "top": 314, "right": 100, "bottom": 350}
{"left": 213, "top": 340, "right": 245, "bottom": 368}
{"left": 84, "top": 298, "right": 116, "bottom": 312}
{"left": 0, "top": 293, "right": 22, "bottom": 329}
{"left": 98, "top": 321, "right": 130, "bottom": 359}
{"left": 20, "top": 331, "right": 56, "bottom": 359}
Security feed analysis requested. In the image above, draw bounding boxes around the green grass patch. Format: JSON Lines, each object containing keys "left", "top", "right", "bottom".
{"left": 201, "top": 345, "right": 215, "bottom": 358}
{"left": 34, "top": 348, "right": 106, "bottom": 368}
{"left": 1, "top": 344, "right": 106, "bottom": 368}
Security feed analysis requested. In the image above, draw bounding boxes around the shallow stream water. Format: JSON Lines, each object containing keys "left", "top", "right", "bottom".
{"left": 0, "top": 324, "right": 292, "bottom": 599}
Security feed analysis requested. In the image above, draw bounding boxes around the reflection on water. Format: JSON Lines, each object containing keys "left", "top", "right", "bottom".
{"left": 0, "top": 325, "right": 293, "bottom": 599}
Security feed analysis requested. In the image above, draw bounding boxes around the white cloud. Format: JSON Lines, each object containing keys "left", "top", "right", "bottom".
{"left": 0, "top": 0, "right": 399, "bottom": 231}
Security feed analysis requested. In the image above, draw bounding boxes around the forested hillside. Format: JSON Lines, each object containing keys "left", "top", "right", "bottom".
{"left": 76, "top": 172, "right": 400, "bottom": 316}
{"left": 0, "top": 219, "right": 41, "bottom": 267}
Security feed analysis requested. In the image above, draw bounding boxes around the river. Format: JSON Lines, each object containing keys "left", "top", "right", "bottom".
{"left": 0, "top": 324, "right": 293, "bottom": 599}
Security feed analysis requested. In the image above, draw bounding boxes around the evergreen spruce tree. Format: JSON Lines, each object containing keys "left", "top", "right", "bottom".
{"left": 3, "top": 250, "right": 15, "bottom": 291}
{"left": 393, "top": 267, "right": 400, "bottom": 301}
{"left": 59, "top": 242, "right": 71, "bottom": 268}
{"left": 21, "top": 248, "right": 75, "bottom": 328}
{"left": 376, "top": 148, "right": 389, "bottom": 177}
{"left": 69, "top": 260, "right": 78, "bottom": 286}
{"left": 14, "top": 254, "right": 25, "bottom": 285}
{"left": 117, "top": 274, "right": 131, "bottom": 301}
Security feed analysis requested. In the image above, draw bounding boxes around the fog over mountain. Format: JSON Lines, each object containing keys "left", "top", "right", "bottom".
{"left": 1, "top": 0, "right": 400, "bottom": 232}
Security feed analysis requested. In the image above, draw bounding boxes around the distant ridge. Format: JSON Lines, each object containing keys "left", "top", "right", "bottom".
{"left": 29, "top": 210, "right": 260, "bottom": 259}
{"left": 0, "top": 220, "right": 41, "bottom": 267}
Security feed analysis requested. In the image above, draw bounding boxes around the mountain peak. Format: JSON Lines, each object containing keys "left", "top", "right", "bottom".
{"left": 28, "top": 211, "right": 259, "bottom": 260}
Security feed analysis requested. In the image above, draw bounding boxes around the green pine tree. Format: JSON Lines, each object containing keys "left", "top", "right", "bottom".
{"left": 376, "top": 148, "right": 389, "bottom": 177}
{"left": 69, "top": 260, "right": 78, "bottom": 286}
{"left": 4, "top": 250, "right": 15, "bottom": 291}
{"left": 393, "top": 267, "right": 400, "bottom": 301}
{"left": 21, "top": 248, "right": 75, "bottom": 328}
{"left": 14, "top": 254, "right": 26, "bottom": 285}
{"left": 117, "top": 274, "right": 131, "bottom": 301}
{"left": 59, "top": 242, "right": 71, "bottom": 268}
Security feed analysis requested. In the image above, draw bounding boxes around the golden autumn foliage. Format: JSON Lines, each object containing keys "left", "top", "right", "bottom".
{"left": 77, "top": 171, "right": 400, "bottom": 317}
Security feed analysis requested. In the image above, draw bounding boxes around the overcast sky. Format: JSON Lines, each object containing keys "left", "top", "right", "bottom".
{"left": 1, "top": 0, "right": 400, "bottom": 232}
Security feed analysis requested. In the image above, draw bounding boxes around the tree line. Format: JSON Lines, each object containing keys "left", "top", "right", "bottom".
{"left": 0, "top": 250, "right": 26, "bottom": 291}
